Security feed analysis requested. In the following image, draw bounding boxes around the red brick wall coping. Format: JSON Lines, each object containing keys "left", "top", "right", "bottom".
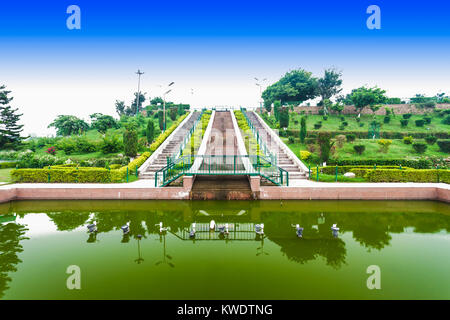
{"left": 0, "top": 183, "right": 448, "bottom": 203}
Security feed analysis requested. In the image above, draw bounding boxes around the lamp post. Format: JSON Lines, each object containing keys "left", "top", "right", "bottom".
{"left": 162, "top": 82, "right": 174, "bottom": 132}
{"left": 255, "top": 77, "right": 267, "bottom": 114}
{"left": 135, "top": 69, "right": 144, "bottom": 115}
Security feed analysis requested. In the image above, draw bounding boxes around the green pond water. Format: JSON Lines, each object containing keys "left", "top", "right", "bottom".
{"left": 0, "top": 200, "right": 449, "bottom": 300}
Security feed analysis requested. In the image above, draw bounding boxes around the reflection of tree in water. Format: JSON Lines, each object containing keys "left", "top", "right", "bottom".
{"left": 0, "top": 222, "right": 29, "bottom": 299}
{"left": 47, "top": 212, "right": 90, "bottom": 231}
{"left": 262, "top": 212, "right": 347, "bottom": 268}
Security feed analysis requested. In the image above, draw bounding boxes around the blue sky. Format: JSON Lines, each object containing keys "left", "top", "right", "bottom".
{"left": 0, "top": 0, "right": 449, "bottom": 135}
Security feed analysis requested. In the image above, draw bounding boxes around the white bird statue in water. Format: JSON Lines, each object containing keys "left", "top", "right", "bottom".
{"left": 255, "top": 223, "right": 264, "bottom": 235}
{"left": 331, "top": 223, "right": 339, "bottom": 238}
{"left": 156, "top": 222, "right": 169, "bottom": 233}
{"left": 292, "top": 224, "right": 303, "bottom": 238}
{"left": 87, "top": 221, "right": 97, "bottom": 233}
{"left": 121, "top": 222, "right": 130, "bottom": 234}
{"left": 189, "top": 222, "right": 196, "bottom": 238}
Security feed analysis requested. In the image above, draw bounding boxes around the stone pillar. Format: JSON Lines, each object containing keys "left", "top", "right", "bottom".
{"left": 183, "top": 176, "right": 195, "bottom": 192}
{"left": 249, "top": 176, "right": 260, "bottom": 199}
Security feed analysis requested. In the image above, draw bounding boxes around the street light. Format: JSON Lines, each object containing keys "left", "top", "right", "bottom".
{"left": 255, "top": 77, "right": 267, "bottom": 113}
{"left": 162, "top": 82, "right": 174, "bottom": 132}
{"left": 135, "top": 69, "right": 144, "bottom": 115}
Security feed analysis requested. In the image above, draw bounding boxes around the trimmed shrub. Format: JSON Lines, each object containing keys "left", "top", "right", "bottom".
{"left": 0, "top": 162, "right": 16, "bottom": 169}
{"left": 403, "top": 113, "right": 412, "bottom": 119}
{"left": 328, "top": 159, "right": 431, "bottom": 169}
{"left": 403, "top": 136, "right": 413, "bottom": 145}
{"left": 346, "top": 134, "right": 356, "bottom": 143}
{"left": 425, "top": 135, "right": 437, "bottom": 145}
{"left": 353, "top": 144, "right": 365, "bottom": 155}
{"left": 364, "top": 169, "right": 449, "bottom": 183}
{"left": 288, "top": 136, "right": 295, "bottom": 144}
{"left": 100, "top": 134, "right": 122, "bottom": 154}
{"left": 300, "top": 150, "right": 311, "bottom": 161}
{"left": 424, "top": 116, "right": 432, "bottom": 124}
{"left": 412, "top": 142, "right": 427, "bottom": 154}
{"left": 317, "top": 132, "right": 334, "bottom": 163}
{"left": 323, "top": 116, "right": 328, "bottom": 121}
{"left": 437, "top": 140, "right": 450, "bottom": 153}
{"left": 442, "top": 115, "right": 450, "bottom": 125}
{"left": 415, "top": 119, "right": 425, "bottom": 127}
{"left": 400, "top": 119, "right": 408, "bottom": 127}
{"left": 336, "top": 135, "right": 346, "bottom": 148}
{"left": 383, "top": 115, "right": 391, "bottom": 124}
{"left": 11, "top": 167, "right": 111, "bottom": 183}
{"left": 314, "top": 123, "right": 322, "bottom": 129}
{"left": 377, "top": 139, "right": 392, "bottom": 153}
{"left": 299, "top": 116, "right": 307, "bottom": 143}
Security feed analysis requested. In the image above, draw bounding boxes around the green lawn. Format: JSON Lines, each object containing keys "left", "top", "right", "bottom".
{"left": 282, "top": 137, "right": 448, "bottom": 164}
{"left": 273, "top": 113, "right": 449, "bottom": 134}
{"left": 0, "top": 168, "right": 12, "bottom": 183}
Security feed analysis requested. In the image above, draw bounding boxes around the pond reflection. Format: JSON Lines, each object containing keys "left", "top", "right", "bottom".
{"left": 0, "top": 200, "right": 449, "bottom": 299}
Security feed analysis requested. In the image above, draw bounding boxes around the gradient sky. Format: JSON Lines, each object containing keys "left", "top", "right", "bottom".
{"left": 1, "top": 0, "right": 449, "bottom": 136}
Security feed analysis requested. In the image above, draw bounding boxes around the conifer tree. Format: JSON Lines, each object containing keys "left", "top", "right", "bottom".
{"left": 0, "top": 85, "right": 25, "bottom": 149}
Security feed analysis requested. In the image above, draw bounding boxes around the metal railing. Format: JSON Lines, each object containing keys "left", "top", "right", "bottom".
{"left": 154, "top": 155, "right": 289, "bottom": 187}
{"left": 169, "top": 110, "right": 204, "bottom": 163}
{"left": 240, "top": 108, "right": 277, "bottom": 164}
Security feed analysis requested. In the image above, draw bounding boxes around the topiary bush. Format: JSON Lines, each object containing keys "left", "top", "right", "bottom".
{"left": 403, "top": 113, "right": 412, "bottom": 119}
{"left": 353, "top": 144, "right": 366, "bottom": 155}
{"left": 442, "top": 115, "right": 450, "bottom": 125}
{"left": 346, "top": 134, "right": 356, "bottom": 142}
{"left": 415, "top": 119, "right": 425, "bottom": 127}
{"left": 412, "top": 142, "right": 427, "bottom": 154}
{"left": 425, "top": 135, "right": 437, "bottom": 145}
{"left": 383, "top": 115, "right": 391, "bottom": 124}
{"left": 314, "top": 123, "right": 322, "bottom": 129}
{"left": 400, "top": 119, "right": 408, "bottom": 127}
{"left": 377, "top": 139, "right": 392, "bottom": 153}
{"left": 437, "top": 139, "right": 450, "bottom": 153}
{"left": 423, "top": 116, "right": 432, "bottom": 124}
{"left": 403, "top": 136, "right": 413, "bottom": 145}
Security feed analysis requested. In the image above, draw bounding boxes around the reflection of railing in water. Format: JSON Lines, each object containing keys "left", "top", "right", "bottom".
{"left": 171, "top": 222, "right": 261, "bottom": 241}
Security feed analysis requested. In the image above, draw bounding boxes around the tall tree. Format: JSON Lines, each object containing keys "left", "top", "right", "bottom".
{"left": 262, "top": 69, "right": 318, "bottom": 106}
{"left": 0, "top": 85, "right": 25, "bottom": 149}
{"left": 317, "top": 68, "right": 343, "bottom": 107}
{"left": 90, "top": 113, "right": 118, "bottom": 134}
{"left": 123, "top": 122, "right": 138, "bottom": 157}
{"left": 131, "top": 92, "right": 146, "bottom": 115}
{"left": 115, "top": 100, "right": 126, "bottom": 116}
{"left": 48, "top": 115, "right": 89, "bottom": 136}
{"left": 279, "top": 106, "right": 290, "bottom": 128}
{"left": 146, "top": 120, "right": 155, "bottom": 144}
{"left": 299, "top": 116, "right": 307, "bottom": 143}
{"left": 350, "top": 86, "right": 387, "bottom": 116}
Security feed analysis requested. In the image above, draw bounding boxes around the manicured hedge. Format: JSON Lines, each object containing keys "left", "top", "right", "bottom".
{"left": 291, "top": 130, "right": 450, "bottom": 140}
{"left": 0, "top": 162, "right": 17, "bottom": 169}
{"left": 310, "top": 165, "right": 412, "bottom": 177}
{"left": 11, "top": 152, "right": 152, "bottom": 183}
{"left": 149, "top": 113, "right": 188, "bottom": 152}
{"left": 11, "top": 167, "right": 111, "bottom": 183}
{"left": 327, "top": 159, "right": 431, "bottom": 169}
{"left": 364, "top": 169, "right": 449, "bottom": 183}
{"left": 309, "top": 167, "right": 449, "bottom": 183}
{"left": 111, "top": 151, "right": 151, "bottom": 182}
